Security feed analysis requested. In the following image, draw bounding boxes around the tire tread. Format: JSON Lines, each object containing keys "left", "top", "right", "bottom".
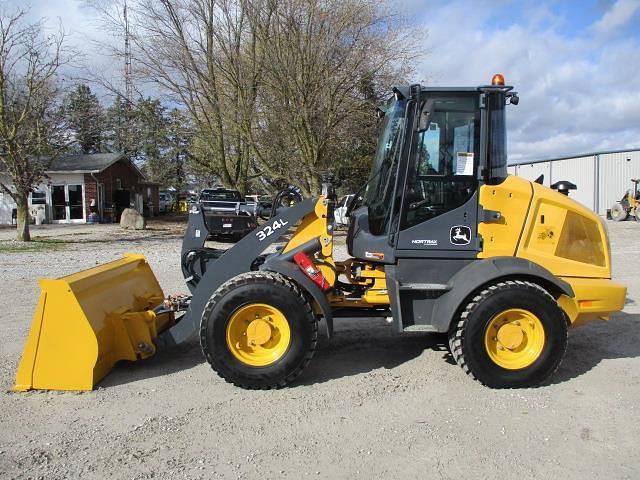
{"left": 448, "top": 280, "right": 567, "bottom": 388}
{"left": 200, "top": 271, "right": 318, "bottom": 390}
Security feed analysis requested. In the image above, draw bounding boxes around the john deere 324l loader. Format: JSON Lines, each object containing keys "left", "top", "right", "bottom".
{"left": 14, "top": 75, "right": 626, "bottom": 391}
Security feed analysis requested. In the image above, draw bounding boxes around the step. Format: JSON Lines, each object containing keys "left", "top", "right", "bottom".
{"left": 399, "top": 283, "right": 450, "bottom": 291}
{"left": 403, "top": 325, "right": 438, "bottom": 333}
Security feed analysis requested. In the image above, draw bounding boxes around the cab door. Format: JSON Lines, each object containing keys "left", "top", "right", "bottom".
{"left": 395, "top": 93, "right": 481, "bottom": 259}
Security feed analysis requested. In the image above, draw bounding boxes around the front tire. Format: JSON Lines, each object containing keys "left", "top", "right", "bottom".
{"left": 449, "top": 280, "right": 568, "bottom": 388}
{"left": 200, "top": 271, "right": 318, "bottom": 389}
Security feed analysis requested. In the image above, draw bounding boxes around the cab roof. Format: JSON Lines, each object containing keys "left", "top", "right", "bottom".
{"left": 393, "top": 84, "right": 513, "bottom": 99}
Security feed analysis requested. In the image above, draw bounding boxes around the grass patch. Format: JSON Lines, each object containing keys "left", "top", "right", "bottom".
{"left": 32, "top": 236, "right": 76, "bottom": 243}
{"left": 0, "top": 239, "right": 70, "bottom": 253}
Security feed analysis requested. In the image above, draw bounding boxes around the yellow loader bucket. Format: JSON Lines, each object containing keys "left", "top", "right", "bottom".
{"left": 13, "top": 254, "right": 173, "bottom": 392}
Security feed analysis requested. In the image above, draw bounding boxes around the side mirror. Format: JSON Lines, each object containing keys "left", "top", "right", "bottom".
{"left": 417, "top": 99, "right": 435, "bottom": 132}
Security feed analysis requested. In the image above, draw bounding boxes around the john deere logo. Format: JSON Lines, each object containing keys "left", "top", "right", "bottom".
{"left": 450, "top": 225, "right": 471, "bottom": 246}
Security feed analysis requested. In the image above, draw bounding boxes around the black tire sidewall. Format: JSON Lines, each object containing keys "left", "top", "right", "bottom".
{"left": 202, "top": 278, "right": 314, "bottom": 387}
{"left": 462, "top": 285, "right": 567, "bottom": 388}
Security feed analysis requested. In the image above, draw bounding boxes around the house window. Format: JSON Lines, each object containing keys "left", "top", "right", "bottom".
{"left": 116, "top": 178, "right": 122, "bottom": 190}
{"left": 31, "top": 190, "right": 46, "bottom": 205}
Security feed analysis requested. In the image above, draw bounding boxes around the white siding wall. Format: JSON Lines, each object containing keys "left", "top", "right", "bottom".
{"left": 0, "top": 173, "right": 87, "bottom": 224}
{"left": 512, "top": 162, "right": 551, "bottom": 185}
{"left": 47, "top": 173, "right": 84, "bottom": 185}
{"left": 0, "top": 175, "right": 17, "bottom": 224}
{"left": 550, "top": 156, "right": 596, "bottom": 211}
{"left": 598, "top": 151, "right": 640, "bottom": 215}
{"left": 510, "top": 149, "right": 640, "bottom": 216}
{"left": 508, "top": 150, "right": 640, "bottom": 215}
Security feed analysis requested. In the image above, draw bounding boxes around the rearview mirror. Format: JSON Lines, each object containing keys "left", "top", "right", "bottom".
{"left": 417, "top": 99, "right": 435, "bottom": 132}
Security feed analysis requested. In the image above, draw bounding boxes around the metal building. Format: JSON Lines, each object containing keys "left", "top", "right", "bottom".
{"left": 507, "top": 148, "right": 640, "bottom": 215}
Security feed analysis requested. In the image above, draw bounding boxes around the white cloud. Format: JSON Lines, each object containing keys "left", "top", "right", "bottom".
{"left": 593, "top": 0, "right": 640, "bottom": 35}
{"left": 8, "top": 0, "right": 123, "bottom": 98}
{"left": 5, "top": 0, "right": 640, "bottom": 162}
{"left": 415, "top": 1, "right": 640, "bottom": 162}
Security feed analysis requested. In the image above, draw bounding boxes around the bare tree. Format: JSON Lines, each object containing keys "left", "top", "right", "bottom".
{"left": 105, "top": 0, "right": 267, "bottom": 192}
{"left": 0, "top": 9, "right": 69, "bottom": 241}
{"left": 91, "top": 0, "right": 419, "bottom": 195}
{"left": 253, "top": 0, "right": 417, "bottom": 195}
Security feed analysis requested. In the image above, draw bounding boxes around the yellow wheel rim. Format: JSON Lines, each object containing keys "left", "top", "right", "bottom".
{"left": 226, "top": 303, "right": 291, "bottom": 367}
{"left": 484, "top": 308, "right": 545, "bottom": 370}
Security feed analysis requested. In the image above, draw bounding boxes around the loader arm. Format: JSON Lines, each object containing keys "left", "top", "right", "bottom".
{"left": 159, "top": 198, "right": 322, "bottom": 348}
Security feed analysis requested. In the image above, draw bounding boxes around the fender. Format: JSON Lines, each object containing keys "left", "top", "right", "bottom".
{"left": 430, "top": 256, "right": 574, "bottom": 332}
{"left": 159, "top": 197, "right": 319, "bottom": 348}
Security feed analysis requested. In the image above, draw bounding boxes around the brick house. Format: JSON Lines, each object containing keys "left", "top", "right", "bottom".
{"left": 0, "top": 153, "right": 160, "bottom": 224}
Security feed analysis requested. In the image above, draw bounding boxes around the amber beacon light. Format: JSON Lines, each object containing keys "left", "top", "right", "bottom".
{"left": 491, "top": 73, "right": 505, "bottom": 86}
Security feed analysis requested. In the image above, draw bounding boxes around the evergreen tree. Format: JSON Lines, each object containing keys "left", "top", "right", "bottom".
{"left": 105, "top": 96, "right": 137, "bottom": 155}
{"left": 165, "top": 109, "right": 191, "bottom": 190}
{"left": 64, "top": 84, "right": 105, "bottom": 153}
{"left": 136, "top": 98, "right": 167, "bottom": 177}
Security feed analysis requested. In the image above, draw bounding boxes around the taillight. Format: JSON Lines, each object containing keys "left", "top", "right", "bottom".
{"left": 293, "top": 251, "right": 330, "bottom": 291}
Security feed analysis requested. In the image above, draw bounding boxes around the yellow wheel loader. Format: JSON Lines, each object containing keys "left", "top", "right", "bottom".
{"left": 610, "top": 178, "right": 640, "bottom": 222}
{"left": 14, "top": 75, "right": 626, "bottom": 391}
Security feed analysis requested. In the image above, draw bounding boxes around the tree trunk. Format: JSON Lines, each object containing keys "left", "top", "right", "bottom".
{"left": 307, "top": 173, "right": 322, "bottom": 196}
{"left": 15, "top": 192, "right": 31, "bottom": 242}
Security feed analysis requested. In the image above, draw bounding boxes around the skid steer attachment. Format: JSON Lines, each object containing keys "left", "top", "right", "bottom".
{"left": 13, "top": 254, "right": 173, "bottom": 391}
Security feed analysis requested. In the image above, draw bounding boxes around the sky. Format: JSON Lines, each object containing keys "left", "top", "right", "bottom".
{"left": 403, "top": 0, "right": 640, "bottom": 162}
{"left": 14, "top": 0, "right": 640, "bottom": 163}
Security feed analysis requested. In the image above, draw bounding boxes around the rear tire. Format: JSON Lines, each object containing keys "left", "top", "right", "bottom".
{"left": 611, "top": 203, "right": 628, "bottom": 221}
{"left": 200, "top": 271, "right": 318, "bottom": 389}
{"left": 449, "top": 280, "right": 568, "bottom": 388}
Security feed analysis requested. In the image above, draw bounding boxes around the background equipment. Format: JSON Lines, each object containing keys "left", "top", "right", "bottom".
{"left": 610, "top": 178, "right": 640, "bottom": 222}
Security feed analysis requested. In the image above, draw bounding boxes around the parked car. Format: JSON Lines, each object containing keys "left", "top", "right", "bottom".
{"left": 334, "top": 194, "right": 354, "bottom": 226}
{"left": 199, "top": 188, "right": 257, "bottom": 240}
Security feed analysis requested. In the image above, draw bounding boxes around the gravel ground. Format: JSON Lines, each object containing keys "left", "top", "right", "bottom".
{"left": 0, "top": 218, "right": 639, "bottom": 479}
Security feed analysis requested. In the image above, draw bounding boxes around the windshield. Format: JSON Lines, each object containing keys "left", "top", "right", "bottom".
{"left": 363, "top": 99, "right": 407, "bottom": 235}
{"left": 200, "top": 190, "right": 242, "bottom": 202}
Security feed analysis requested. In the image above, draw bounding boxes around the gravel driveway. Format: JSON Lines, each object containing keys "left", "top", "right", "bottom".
{"left": 0, "top": 218, "right": 638, "bottom": 479}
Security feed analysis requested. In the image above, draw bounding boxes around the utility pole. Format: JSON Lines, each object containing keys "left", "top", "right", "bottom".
{"left": 122, "top": 0, "right": 134, "bottom": 156}
{"left": 124, "top": 0, "right": 133, "bottom": 106}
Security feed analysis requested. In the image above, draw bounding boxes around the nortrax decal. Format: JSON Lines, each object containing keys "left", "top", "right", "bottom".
{"left": 412, "top": 239, "right": 438, "bottom": 246}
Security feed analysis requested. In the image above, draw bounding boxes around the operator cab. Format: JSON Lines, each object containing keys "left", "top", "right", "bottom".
{"left": 348, "top": 76, "right": 519, "bottom": 263}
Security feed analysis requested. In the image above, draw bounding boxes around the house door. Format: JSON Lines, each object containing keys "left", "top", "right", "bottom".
{"left": 51, "top": 184, "right": 85, "bottom": 223}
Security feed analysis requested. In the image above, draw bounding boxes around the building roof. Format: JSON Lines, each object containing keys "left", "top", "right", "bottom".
{"left": 45, "top": 153, "right": 127, "bottom": 173}
{"left": 509, "top": 147, "right": 640, "bottom": 166}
